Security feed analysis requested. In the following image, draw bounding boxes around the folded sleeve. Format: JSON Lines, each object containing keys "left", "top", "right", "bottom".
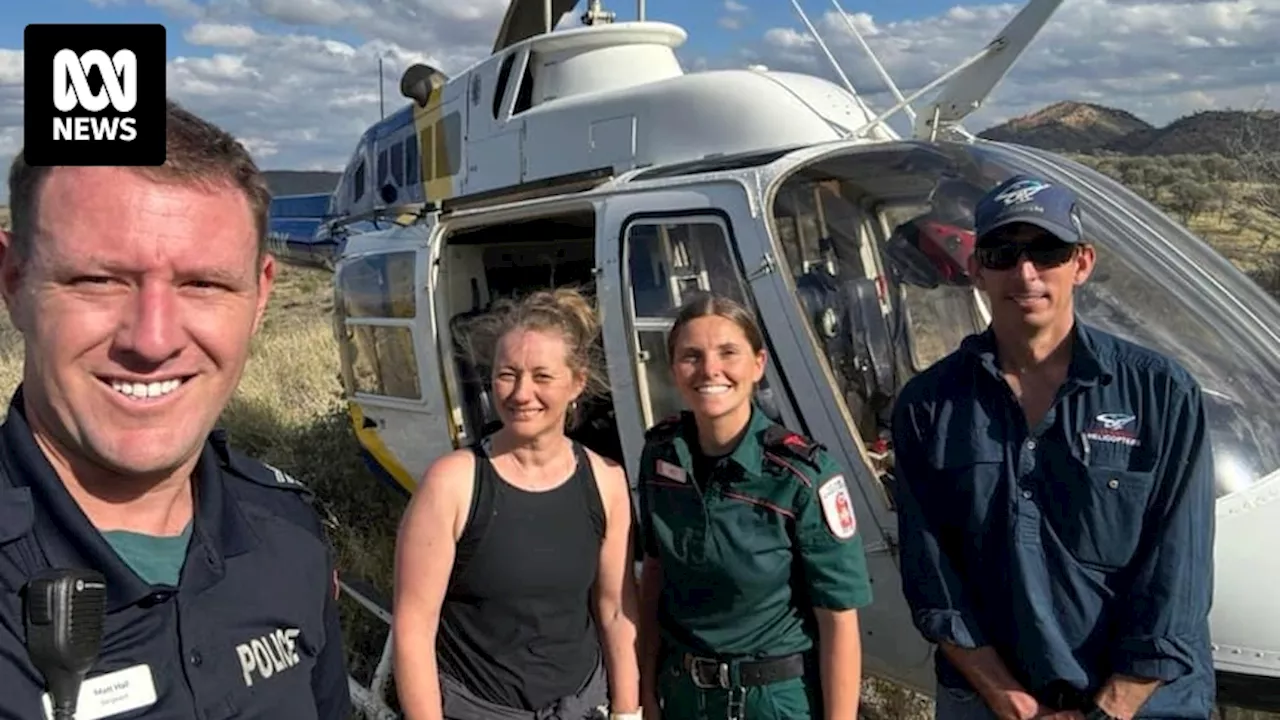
{"left": 890, "top": 395, "right": 987, "bottom": 649}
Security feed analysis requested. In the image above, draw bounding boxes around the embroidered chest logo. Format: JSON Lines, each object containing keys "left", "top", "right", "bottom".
{"left": 1084, "top": 412, "right": 1140, "bottom": 446}
{"left": 818, "top": 475, "right": 857, "bottom": 539}
{"left": 236, "top": 627, "right": 303, "bottom": 687}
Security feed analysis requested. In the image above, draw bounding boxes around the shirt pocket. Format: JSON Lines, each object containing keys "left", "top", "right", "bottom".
{"left": 925, "top": 431, "right": 1005, "bottom": 538}
{"left": 1048, "top": 462, "right": 1156, "bottom": 571}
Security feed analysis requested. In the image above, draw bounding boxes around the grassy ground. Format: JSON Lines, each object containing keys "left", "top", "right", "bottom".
{"left": 0, "top": 200, "right": 1274, "bottom": 718}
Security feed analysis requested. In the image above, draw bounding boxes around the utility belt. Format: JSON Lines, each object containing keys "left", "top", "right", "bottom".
{"left": 679, "top": 650, "right": 809, "bottom": 689}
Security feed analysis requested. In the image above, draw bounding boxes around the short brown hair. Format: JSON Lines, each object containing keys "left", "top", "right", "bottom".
{"left": 6, "top": 99, "right": 272, "bottom": 266}
{"left": 666, "top": 292, "right": 765, "bottom": 360}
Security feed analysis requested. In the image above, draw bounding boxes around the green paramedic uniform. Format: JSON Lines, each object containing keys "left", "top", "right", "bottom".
{"left": 638, "top": 404, "right": 874, "bottom": 720}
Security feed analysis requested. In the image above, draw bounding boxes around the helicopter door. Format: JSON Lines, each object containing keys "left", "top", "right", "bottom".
{"left": 596, "top": 188, "right": 805, "bottom": 487}
{"left": 332, "top": 246, "right": 452, "bottom": 494}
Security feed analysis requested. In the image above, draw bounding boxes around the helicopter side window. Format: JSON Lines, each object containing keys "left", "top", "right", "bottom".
{"left": 624, "top": 217, "right": 750, "bottom": 428}
{"left": 772, "top": 179, "right": 898, "bottom": 443}
{"left": 875, "top": 201, "right": 982, "bottom": 373}
{"left": 334, "top": 251, "right": 421, "bottom": 400}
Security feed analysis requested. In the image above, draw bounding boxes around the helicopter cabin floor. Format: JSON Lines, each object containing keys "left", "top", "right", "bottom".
{"left": 439, "top": 209, "right": 625, "bottom": 461}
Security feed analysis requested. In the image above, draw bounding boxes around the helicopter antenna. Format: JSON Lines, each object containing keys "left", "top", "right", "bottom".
{"left": 786, "top": 0, "right": 878, "bottom": 133}
{"left": 581, "top": 0, "right": 616, "bottom": 25}
{"left": 827, "top": 0, "right": 914, "bottom": 123}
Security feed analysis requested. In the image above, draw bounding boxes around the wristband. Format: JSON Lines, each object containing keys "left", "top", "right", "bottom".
{"left": 609, "top": 711, "right": 642, "bottom": 720}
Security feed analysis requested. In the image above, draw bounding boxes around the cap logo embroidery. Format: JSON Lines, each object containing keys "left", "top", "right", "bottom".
{"left": 818, "top": 475, "right": 856, "bottom": 539}
{"left": 994, "top": 178, "right": 1051, "bottom": 206}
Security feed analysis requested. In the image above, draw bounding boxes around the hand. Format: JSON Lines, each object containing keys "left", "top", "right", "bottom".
{"left": 992, "top": 690, "right": 1043, "bottom": 720}
{"left": 1033, "top": 711, "right": 1086, "bottom": 719}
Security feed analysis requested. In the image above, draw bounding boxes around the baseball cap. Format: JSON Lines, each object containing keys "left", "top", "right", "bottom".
{"left": 973, "top": 174, "right": 1084, "bottom": 246}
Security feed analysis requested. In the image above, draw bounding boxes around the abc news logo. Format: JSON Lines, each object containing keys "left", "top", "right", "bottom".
{"left": 53, "top": 49, "right": 139, "bottom": 142}
{"left": 23, "top": 24, "right": 167, "bottom": 167}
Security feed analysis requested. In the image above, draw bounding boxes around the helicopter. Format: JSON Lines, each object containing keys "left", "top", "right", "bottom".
{"left": 265, "top": 0, "right": 1280, "bottom": 716}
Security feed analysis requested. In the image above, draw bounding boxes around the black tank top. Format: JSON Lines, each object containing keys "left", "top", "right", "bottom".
{"left": 436, "top": 439, "right": 606, "bottom": 711}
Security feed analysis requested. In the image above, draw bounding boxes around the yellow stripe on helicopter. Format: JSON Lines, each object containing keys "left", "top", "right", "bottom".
{"left": 348, "top": 401, "right": 417, "bottom": 494}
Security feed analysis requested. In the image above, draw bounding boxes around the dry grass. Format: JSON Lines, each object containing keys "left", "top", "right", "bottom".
{"left": 0, "top": 203, "right": 1274, "bottom": 718}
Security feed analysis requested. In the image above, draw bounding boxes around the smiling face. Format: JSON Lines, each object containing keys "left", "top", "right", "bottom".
{"left": 491, "top": 327, "right": 586, "bottom": 441}
{"left": 0, "top": 166, "right": 274, "bottom": 480}
{"left": 669, "top": 314, "right": 766, "bottom": 424}
{"left": 969, "top": 223, "right": 1094, "bottom": 333}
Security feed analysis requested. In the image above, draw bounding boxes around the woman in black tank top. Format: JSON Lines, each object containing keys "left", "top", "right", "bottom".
{"left": 392, "top": 289, "right": 643, "bottom": 720}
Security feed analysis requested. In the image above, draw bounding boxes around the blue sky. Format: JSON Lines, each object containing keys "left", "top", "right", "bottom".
{"left": 0, "top": 0, "right": 975, "bottom": 69}
{"left": 0, "top": 0, "right": 1275, "bottom": 202}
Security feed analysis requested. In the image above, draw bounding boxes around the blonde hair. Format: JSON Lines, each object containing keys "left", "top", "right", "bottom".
{"left": 459, "top": 286, "right": 609, "bottom": 418}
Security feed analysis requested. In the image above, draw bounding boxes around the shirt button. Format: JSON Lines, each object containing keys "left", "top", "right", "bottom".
{"left": 1022, "top": 489, "right": 1033, "bottom": 499}
{"left": 190, "top": 651, "right": 203, "bottom": 667}
{"left": 1108, "top": 479, "right": 1119, "bottom": 489}
{"left": 1026, "top": 439, "right": 1037, "bottom": 450}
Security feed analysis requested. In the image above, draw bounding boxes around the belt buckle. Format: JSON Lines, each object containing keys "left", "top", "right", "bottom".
{"left": 688, "top": 656, "right": 729, "bottom": 689}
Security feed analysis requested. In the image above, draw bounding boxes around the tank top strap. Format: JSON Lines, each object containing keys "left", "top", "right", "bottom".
{"left": 571, "top": 441, "right": 607, "bottom": 542}
{"left": 451, "top": 444, "right": 496, "bottom": 588}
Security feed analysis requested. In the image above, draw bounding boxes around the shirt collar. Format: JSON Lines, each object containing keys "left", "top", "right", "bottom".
{"left": 962, "top": 316, "right": 1113, "bottom": 387}
{"left": 672, "top": 402, "right": 772, "bottom": 478}
{"left": 0, "top": 384, "right": 258, "bottom": 611}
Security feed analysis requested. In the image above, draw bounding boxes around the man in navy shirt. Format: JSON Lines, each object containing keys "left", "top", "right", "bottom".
{"left": 0, "top": 100, "right": 351, "bottom": 718}
{"left": 891, "top": 174, "right": 1216, "bottom": 720}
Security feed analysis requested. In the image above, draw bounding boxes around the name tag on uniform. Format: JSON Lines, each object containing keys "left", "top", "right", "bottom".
{"left": 42, "top": 664, "right": 157, "bottom": 720}
{"left": 656, "top": 459, "right": 686, "bottom": 483}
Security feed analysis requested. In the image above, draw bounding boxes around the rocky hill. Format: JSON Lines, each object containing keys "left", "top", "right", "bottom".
{"left": 978, "top": 101, "right": 1280, "bottom": 157}
{"left": 979, "top": 100, "right": 1153, "bottom": 153}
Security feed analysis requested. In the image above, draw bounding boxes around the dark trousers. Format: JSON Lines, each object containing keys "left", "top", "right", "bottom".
{"left": 656, "top": 651, "right": 823, "bottom": 720}
{"left": 440, "top": 658, "right": 608, "bottom": 720}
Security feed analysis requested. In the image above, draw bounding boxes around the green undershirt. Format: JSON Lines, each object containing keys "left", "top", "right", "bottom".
{"left": 100, "top": 522, "right": 193, "bottom": 586}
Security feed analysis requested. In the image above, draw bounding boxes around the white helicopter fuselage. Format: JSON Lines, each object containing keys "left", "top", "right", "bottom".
{"left": 269, "top": 1, "right": 1280, "bottom": 715}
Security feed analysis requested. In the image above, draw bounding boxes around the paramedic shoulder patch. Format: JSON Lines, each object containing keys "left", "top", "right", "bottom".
{"left": 818, "top": 475, "right": 856, "bottom": 539}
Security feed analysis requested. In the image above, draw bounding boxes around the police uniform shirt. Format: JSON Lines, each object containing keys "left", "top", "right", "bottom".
{"left": 638, "top": 404, "right": 874, "bottom": 659}
{"left": 891, "top": 321, "right": 1216, "bottom": 718}
{"left": 0, "top": 387, "right": 352, "bottom": 720}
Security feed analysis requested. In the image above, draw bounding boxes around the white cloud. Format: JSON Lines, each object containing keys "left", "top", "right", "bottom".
{"left": 0, "top": 0, "right": 1275, "bottom": 205}
{"left": 747, "top": 0, "right": 1278, "bottom": 133}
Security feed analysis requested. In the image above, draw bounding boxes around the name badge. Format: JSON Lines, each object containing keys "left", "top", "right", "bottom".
{"left": 42, "top": 664, "right": 157, "bottom": 720}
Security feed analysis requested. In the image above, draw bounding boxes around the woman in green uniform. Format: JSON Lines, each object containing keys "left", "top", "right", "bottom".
{"left": 637, "top": 292, "right": 874, "bottom": 720}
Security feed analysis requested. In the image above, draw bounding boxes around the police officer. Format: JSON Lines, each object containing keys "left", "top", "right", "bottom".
{"left": 637, "top": 292, "right": 874, "bottom": 720}
{"left": 891, "top": 174, "right": 1216, "bottom": 720}
{"left": 0, "top": 100, "right": 351, "bottom": 718}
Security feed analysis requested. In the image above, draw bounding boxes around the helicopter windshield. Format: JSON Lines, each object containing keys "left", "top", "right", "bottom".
{"left": 767, "top": 140, "right": 1280, "bottom": 500}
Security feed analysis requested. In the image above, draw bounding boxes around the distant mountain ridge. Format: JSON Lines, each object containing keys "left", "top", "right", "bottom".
{"left": 978, "top": 101, "right": 1280, "bottom": 157}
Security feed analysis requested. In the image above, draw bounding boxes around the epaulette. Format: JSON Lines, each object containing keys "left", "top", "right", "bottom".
{"left": 209, "top": 428, "right": 314, "bottom": 498}
{"left": 760, "top": 424, "right": 824, "bottom": 470}
{"left": 644, "top": 413, "right": 685, "bottom": 442}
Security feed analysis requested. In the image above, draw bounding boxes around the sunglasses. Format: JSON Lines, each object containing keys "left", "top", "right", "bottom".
{"left": 974, "top": 239, "right": 1078, "bottom": 271}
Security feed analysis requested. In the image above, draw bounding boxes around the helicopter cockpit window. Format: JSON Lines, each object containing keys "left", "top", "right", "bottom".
{"left": 334, "top": 251, "right": 421, "bottom": 400}
{"left": 624, "top": 218, "right": 749, "bottom": 427}
{"left": 767, "top": 140, "right": 1280, "bottom": 501}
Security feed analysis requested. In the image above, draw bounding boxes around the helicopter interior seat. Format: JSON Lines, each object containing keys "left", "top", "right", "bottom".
{"left": 839, "top": 276, "right": 898, "bottom": 438}
{"left": 449, "top": 305, "right": 502, "bottom": 446}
